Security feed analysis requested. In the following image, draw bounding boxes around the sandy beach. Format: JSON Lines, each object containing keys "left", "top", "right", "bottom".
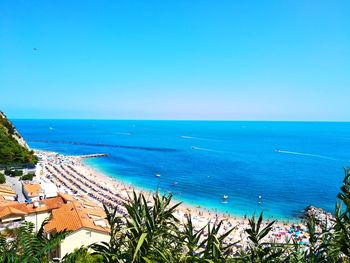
{"left": 34, "top": 150, "right": 312, "bottom": 250}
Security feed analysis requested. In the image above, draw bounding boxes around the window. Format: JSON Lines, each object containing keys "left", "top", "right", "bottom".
{"left": 88, "top": 213, "right": 101, "bottom": 220}
{"left": 83, "top": 204, "right": 94, "bottom": 209}
{"left": 94, "top": 219, "right": 107, "bottom": 228}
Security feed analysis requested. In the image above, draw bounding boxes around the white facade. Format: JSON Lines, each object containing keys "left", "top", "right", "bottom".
{"left": 59, "top": 228, "right": 109, "bottom": 258}
{"left": 25, "top": 211, "right": 51, "bottom": 232}
{"left": 41, "top": 182, "right": 58, "bottom": 198}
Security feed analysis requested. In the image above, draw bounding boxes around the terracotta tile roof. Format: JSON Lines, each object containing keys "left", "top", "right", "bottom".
{"left": 57, "top": 192, "right": 75, "bottom": 202}
{"left": 45, "top": 200, "right": 109, "bottom": 233}
{"left": 0, "top": 185, "right": 16, "bottom": 195}
{"left": 0, "top": 199, "right": 17, "bottom": 205}
{"left": 57, "top": 193, "right": 97, "bottom": 208}
{"left": 26, "top": 197, "right": 64, "bottom": 213}
{"left": 0, "top": 206, "right": 27, "bottom": 218}
{"left": 45, "top": 203, "right": 82, "bottom": 232}
{"left": 23, "top": 183, "right": 41, "bottom": 197}
{"left": 0, "top": 197, "right": 64, "bottom": 219}
{"left": 0, "top": 192, "right": 109, "bottom": 234}
{"left": 0, "top": 196, "right": 16, "bottom": 204}
{"left": 0, "top": 185, "right": 16, "bottom": 205}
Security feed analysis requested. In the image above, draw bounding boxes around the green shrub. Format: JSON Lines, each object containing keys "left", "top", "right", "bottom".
{"left": 5, "top": 169, "right": 23, "bottom": 177}
{"left": 0, "top": 173, "right": 5, "bottom": 184}
{"left": 5, "top": 170, "right": 23, "bottom": 177}
{"left": 0, "top": 121, "right": 38, "bottom": 165}
{"left": 20, "top": 173, "right": 34, "bottom": 181}
{"left": 62, "top": 248, "right": 103, "bottom": 263}
{"left": 14, "top": 170, "right": 23, "bottom": 177}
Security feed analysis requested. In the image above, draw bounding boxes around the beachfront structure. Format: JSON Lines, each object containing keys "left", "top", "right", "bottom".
{"left": 0, "top": 196, "right": 63, "bottom": 232}
{"left": 0, "top": 184, "right": 17, "bottom": 203}
{"left": 0, "top": 193, "right": 110, "bottom": 259}
{"left": 22, "top": 182, "right": 42, "bottom": 201}
{"left": 40, "top": 181, "right": 58, "bottom": 198}
{"left": 46, "top": 193, "right": 109, "bottom": 258}
{"left": 22, "top": 181, "right": 58, "bottom": 201}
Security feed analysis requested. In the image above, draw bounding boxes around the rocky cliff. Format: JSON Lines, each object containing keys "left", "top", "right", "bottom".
{"left": 0, "top": 111, "right": 37, "bottom": 165}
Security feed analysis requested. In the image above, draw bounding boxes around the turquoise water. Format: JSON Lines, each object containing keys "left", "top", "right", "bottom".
{"left": 13, "top": 120, "right": 350, "bottom": 219}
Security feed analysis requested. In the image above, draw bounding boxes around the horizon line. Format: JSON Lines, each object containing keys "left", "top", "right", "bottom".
{"left": 9, "top": 117, "right": 350, "bottom": 123}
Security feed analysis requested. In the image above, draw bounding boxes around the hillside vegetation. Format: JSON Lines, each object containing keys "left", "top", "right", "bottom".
{"left": 0, "top": 111, "right": 37, "bottom": 165}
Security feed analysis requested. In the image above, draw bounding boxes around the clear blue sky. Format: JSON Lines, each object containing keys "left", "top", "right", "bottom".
{"left": 1, "top": 1, "right": 349, "bottom": 120}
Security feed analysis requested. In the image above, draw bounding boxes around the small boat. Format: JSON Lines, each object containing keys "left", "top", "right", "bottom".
{"left": 275, "top": 149, "right": 281, "bottom": 152}
{"left": 49, "top": 127, "right": 53, "bottom": 130}
{"left": 223, "top": 195, "right": 229, "bottom": 199}
{"left": 156, "top": 174, "right": 161, "bottom": 177}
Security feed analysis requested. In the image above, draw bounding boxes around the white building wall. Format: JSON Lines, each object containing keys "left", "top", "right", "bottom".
{"left": 42, "top": 182, "right": 58, "bottom": 198}
{"left": 59, "top": 228, "right": 109, "bottom": 258}
{"left": 25, "top": 212, "right": 51, "bottom": 232}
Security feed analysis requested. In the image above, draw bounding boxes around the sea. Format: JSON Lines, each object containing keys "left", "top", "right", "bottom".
{"left": 12, "top": 120, "right": 350, "bottom": 220}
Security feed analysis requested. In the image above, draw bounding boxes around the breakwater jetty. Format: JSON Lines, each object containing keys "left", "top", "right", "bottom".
{"left": 78, "top": 153, "right": 108, "bottom": 159}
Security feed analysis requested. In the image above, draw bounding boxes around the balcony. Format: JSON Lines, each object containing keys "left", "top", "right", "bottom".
{"left": 0, "top": 221, "right": 23, "bottom": 232}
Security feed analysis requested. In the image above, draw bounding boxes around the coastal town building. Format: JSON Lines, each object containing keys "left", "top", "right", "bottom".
{"left": 40, "top": 180, "right": 59, "bottom": 198}
{"left": 0, "top": 193, "right": 110, "bottom": 259}
{"left": 46, "top": 193, "right": 110, "bottom": 258}
{"left": 0, "top": 196, "right": 63, "bottom": 232}
{"left": 22, "top": 182, "right": 42, "bottom": 201}
{"left": 22, "top": 180, "right": 58, "bottom": 201}
{"left": 0, "top": 184, "right": 17, "bottom": 203}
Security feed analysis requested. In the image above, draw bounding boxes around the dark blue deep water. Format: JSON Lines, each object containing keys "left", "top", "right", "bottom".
{"left": 12, "top": 120, "right": 350, "bottom": 219}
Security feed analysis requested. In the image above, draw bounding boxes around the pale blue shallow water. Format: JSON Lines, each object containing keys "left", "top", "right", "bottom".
{"left": 12, "top": 120, "right": 350, "bottom": 220}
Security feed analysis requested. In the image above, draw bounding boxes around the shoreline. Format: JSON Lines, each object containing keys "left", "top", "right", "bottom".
{"left": 34, "top": 149, "right": 311, "bottom": 248}
{"left": 82, "top": 157, "right": 301, "bottom": 223}
{"left": 36, "top": 147, "right": 301, "bottom": 223}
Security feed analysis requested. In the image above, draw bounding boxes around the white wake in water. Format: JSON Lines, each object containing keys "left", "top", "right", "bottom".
{"left": 114, "top": 132, "right": 132, "bottom": 136}
{"left": 192, "top": 146, "right": 222, "bottom": 153}
{"left": 181, "top": 135, "right": 222, "bottom": 142}
{"left": 276, "top": 150, "right": 343, "bottom": 161}
{"left": 181, "top": 135, "right": 205, "bottom": 140}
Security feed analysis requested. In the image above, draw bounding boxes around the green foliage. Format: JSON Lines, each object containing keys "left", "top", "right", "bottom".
{"left": 123, "top": 191, "right": 182, "bottom": 262}
{"left": 0, "top": 220, "right": 69, "bottom": 262}
{"left": 90, "top": 191, "right": 184, "bottom": 262}
{"left": 86, "top": 191, "right": 241, "bottom": 263}
{"left": 5, "top": 169, "right": 23, "bottom": 177}
{"left": 90, "top": 204, "right": 127, "bottom": 262}
{"left": 334, "top": 168, "right": 350, "bottom": 257}
{"left": 83, "top": 168, "right": 350, "bottom": 263}
{"left": 62, "top": 247, "right": 103, "bottom": 263}
{"left": 0, "top": 173, "right": 5, "bottom": 184}
{"left": 179, "top": 214, "right": 236, "bottom": 262}
{"left": 20, "top": 172, "right": 35, "bottom": 181}
{"left": 0, "top": 113, "right": 16, "bottom": 135}
{"left": 0, "top": 113, "right": 37, "bottom": 165}
{"left": 236, "top": 212, "right": 284, "bottom": 263}
{"left": 1, "top": 168, "right": 350, "bottom": 262}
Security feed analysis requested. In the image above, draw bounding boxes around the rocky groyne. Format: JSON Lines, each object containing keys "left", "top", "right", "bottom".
{"left": 302, "top": 205, "right": 335, "bottom": 229}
